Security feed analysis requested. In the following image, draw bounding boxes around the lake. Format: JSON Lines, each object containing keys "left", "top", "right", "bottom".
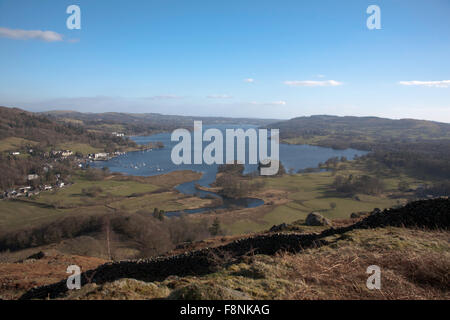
{"left": 92, "top": 124, "right": 367, "bottom": 215}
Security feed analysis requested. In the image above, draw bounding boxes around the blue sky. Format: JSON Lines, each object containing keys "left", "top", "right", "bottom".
{"left": 1, "top": 0, "right": 449, "bottom": 121}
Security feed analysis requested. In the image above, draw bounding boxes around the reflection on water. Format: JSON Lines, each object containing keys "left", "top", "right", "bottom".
{"left": 93, "top": 124, "right": 367, "bottom": 215}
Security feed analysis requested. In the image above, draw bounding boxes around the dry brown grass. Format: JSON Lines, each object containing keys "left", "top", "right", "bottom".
{"left": 0, "top": 251, "right": 106, "bottom": 299}
{"left": 276, "top": 228, "right": 450, "bottom": 300}
{"left": 68, "top": 227, "right": 448, "bottom": 301}
{"left": 3, "top": 225, "right": 449, "bottom": 300}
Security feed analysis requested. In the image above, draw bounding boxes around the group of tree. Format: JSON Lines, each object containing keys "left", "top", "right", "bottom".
{"left": 152, "top": 208, "right": 165, "bottom": 221}
{"left": 320, "top": 156, "right": 348, "bottom": 170}
{"left": 0, "top": 210, "right": 224, "bottom": 259}
{"left": 368, "top": 145, "right": 450, "bottom": 180}
{"left": 215, "top": 163, "right": 265, "bottom": 198}
{"left": 333, "top": 174, "right": 385, "bottom": 195}
{"left": 415, "top": 181, "right": 450, "bottom": 198}
{"left": 217, "top": 163, "right": 245, "bottom": 175}
{"left": 266, "top": 115, "right": 450, "bottom": 182}
{"left": 0, "top": 154, "right": 74, "bottom": 190}
{"left": 209, "top": 217, "right": 222, "bottom": 236}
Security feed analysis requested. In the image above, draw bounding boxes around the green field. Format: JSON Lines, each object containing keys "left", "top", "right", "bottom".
{"left": 0, "top": 137, "right": 37, "bottom": 153}
{"left": 0, "top": 200, "right": 63, "bottom": 230}
{"left": 55, "top": 142, "right": 102, "bottom": 155}
{"left": 35, "top": 177, "right": 160, "bottom": 208}
{"left": 0, "top": 160, "right": 431, "bottom": 237}
{"left": 224, "top": 161, "right": 426, "bottom": 235}
{"left": 0, "top": 171, "right": 206, "bottom": 232}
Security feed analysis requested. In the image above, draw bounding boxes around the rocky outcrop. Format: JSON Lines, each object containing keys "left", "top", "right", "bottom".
{"left": 305, "top": 212, "right": 331, "bottom": 226}
{"left": 354, "top": 198, "right": 450, "bottom": 230}
{"left": 350, "top": 211, "right": 370, "bottom": 219}
{"left": 269, "top": 223, "right": 288, "bottom": 232}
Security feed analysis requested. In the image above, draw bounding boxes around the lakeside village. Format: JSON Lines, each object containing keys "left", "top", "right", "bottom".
{"left": 1, "top": 149, "right": 125, "bottom": 200}
{"left": 0, "top": 132, "right": 164, "bottom": 200}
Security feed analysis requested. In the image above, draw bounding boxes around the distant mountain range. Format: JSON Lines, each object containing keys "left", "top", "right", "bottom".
{"left": 40, "top": 110, "right": 279, "bottom": 135}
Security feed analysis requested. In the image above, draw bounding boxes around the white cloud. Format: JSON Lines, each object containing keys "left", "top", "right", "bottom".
{"left": 244, "top": 78, "right": 255, "bottom": 83}
{"left": 398, "top": 80, "right": 450, "bottom": 88}
{"left": 250, "top": 100, "right": 286, "bottom": 106}
{"left": 316, "top": 74, "right": 326, "bottom": 78}
{"left": 284, "top": 80, "right": 343, "bottom": 87}
{"left": 0, "top": 27, "right": 63, "bottom": 42}
{"left": 207, "top": 94, "right": 232, "bottom": 99}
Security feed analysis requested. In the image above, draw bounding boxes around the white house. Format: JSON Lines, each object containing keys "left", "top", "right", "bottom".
{"left": 52, "top": 150, "right": 73, "bottom": 158}
{"left": 61, "top": 150, "right": 73, "bottom": 157}
{"left": 27, "top": 174, "right": 39, "bottom": 181}
{"left": 94, "top": 153, "right": 109, "bottom": 160}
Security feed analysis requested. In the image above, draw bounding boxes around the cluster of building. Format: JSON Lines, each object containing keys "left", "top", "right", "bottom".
{"left": 2, "top": 150, "right": 76, "bottom": 200}
{"left": 8, "top": 146, "right": 124, "bottom": 162}
{"left": 51, "top": 150, "right": 73, "bottom": 158}
{"left": 9, "top": 149, "right": 73, "bottom": 158}
{"left": 87, "top": 151, "right": 125, "bottom": 161}
{"left": 3, "top": 147, "right": 127, "bottom": 200}
{"left": 1, "top": 177, "right": 66, "bottom": 200}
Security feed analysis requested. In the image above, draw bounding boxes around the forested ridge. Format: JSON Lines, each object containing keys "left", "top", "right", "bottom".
{"left": 267, "top": 115, "right": 450, "bottom": 179}
{"left": 0, "top": 106, "right": 135, "bottom": 150}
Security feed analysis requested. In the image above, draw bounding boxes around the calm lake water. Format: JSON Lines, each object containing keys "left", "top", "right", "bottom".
{"left": 93, "top": 124, "right": 367, "bottom": 215}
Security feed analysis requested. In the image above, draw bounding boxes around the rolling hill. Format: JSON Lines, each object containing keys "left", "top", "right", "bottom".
{"left": 0, "top": 106, "right": 136, "bottom": 153}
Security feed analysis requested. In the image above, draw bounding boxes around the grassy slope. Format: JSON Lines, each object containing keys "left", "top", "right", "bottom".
{"left": 0, "top": 200, "right": 63, "bottom": 231}
{"left": 0, "top": 137, "right": 38, "bottom": 152}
